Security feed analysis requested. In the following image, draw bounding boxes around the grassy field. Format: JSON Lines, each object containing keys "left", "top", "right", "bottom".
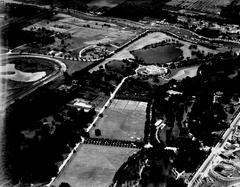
{"left": 133, "top": 44, "right": 182, "bottom": 65}
{"left": 23, "top": 13, "right": 137, "bottom": 52}
{"left": 90, "top": 99, "right": 147, "bottom": 141}
{"left": 61, "top": 59, "right": 93, "bottom": 75}
{"left": 52, "top": 144, "right": 138, "bottom": 187}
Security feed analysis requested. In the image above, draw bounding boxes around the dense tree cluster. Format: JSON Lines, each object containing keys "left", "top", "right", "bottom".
{"left": 4, "top": 82, "right": 96, "bottom": 184}
{"left": 110, "top": 147, "right": 185, "bottom": 187}
{"left": 104, "top": 0, "right": 176, "bottom": 22}
{"left": 4, "top": 3, "right": 44, "bottom": 17}
{"left": 1, "top": 4, "right": 53, "bottom": 48}
{"left": 116, "top": 77, "right": 152, "bottom": 101}
{"left": 196, "top": 28, "right": 221, "bottom": 38}
{"left": 221, "top": 0, "right": 240, "bottom": 24}
{"left": 150, "top": 53, "right": 240, "bottom": 173}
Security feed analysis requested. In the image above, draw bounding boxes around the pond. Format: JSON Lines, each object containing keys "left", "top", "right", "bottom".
{"left": 132, "top": 44, "right": 183, "bottom": 65}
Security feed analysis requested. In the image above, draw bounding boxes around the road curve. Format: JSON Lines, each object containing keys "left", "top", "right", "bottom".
{"left": 1, "top": 54, "right": 66, "bottom": 108}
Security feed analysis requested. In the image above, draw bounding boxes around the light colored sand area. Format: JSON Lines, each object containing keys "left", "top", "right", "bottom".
{"left": 52, "top": 144, "right": 137, "bottom": 187}
{"left": 90, "top": 99, "right": 147, "bottom": 141}
{"left": 171, "top": 66, "right": 199, "bottom": 80}
{"left": 0, "top": 64, "right": 46, "bottom": 82}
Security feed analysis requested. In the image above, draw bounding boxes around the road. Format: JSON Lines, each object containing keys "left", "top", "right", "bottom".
{"left": 188, "top": 111, "right": 240, "bottom": 187}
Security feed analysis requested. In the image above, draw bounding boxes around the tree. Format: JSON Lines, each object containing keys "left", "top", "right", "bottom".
{"left": 59, "top": 182, "right": 71, "bottom": 187}
{"left": 95, "top": 129, "right": 101, "bottom": 136}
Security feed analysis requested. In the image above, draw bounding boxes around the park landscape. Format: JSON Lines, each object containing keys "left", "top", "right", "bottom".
{"left": 20, "top": 13, "right": 139, "bottom": 57}
{"left": 48, "top": 28, "right": 224, "bottom": 187}
{"left": 2, "top": 1, "right": 240, "bottom": 187}
{"left": 52, "top": 145, "right": 138, "bottom": 187}
{"left": 90, "top": 99, "right": 147, "bottom": 141}
{"left": 1, "top": 27, "right": 224, "bottom": 187}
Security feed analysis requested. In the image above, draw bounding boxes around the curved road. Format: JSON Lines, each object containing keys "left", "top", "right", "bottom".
{"left": 1, "top": 54, "right": 66, "bottom": 108}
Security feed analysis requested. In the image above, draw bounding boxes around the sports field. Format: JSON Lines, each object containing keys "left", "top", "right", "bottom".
{"left": 52, "top": 144, "right": 137, "bottom": 187}
{"left": 90, "top": 99, "right": 147, "bottom": 141}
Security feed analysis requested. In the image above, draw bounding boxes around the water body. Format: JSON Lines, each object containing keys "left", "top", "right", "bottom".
{"left": 90, "top": 32, "right": 217, "bottom": 72}
{"left": 133, "top": 44, "right": 183, "bottom": 64}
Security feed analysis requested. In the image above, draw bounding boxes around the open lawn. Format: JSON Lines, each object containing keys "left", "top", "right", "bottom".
{"left": 52, "top": 144, "right": 137, "bottom": 187}
{"left": 90, "top": 99, "right": 147, "bottom": 141}
{"left": 61, "top": 59, "right": 93, "bottom": 75}
{"left": 23, "top": 13, "right": 137, "bottom": 52}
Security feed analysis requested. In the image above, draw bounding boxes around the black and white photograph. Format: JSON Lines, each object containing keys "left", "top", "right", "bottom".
{"left": 1, "top": 0, "right": 240, "bottom": 186}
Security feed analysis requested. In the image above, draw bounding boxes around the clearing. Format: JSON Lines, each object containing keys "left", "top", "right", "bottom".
{"left": 90, "top": 99, "right": 147, "bottom": 141}
{"left": 52, "top": 144, "right": 138, "bottom": 187}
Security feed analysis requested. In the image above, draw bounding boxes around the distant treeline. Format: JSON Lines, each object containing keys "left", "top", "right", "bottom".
{"left": 104, "top": 0, "right": 176, "bottom": 22}
{"left": 221, "top": 0, "right": 240, "bottom": 24}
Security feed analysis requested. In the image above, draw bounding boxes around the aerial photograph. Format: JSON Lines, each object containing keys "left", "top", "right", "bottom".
{"left": 1, "top": 0, "right": 240, "bottom": 186}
